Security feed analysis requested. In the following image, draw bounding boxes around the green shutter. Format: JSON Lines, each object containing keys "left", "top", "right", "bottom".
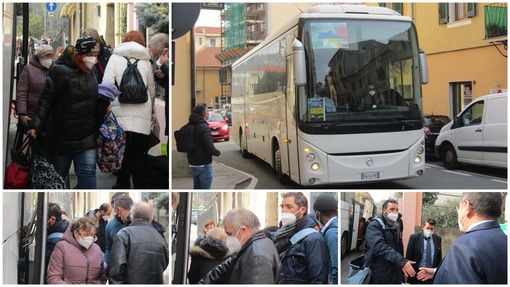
{"left": 395, "top": 3, "right": 403, "bottom": 15}
{"left": 467, "top": 3, "right": 476, "bottom": 18}
{"left": 439, "top": 3, "right": 449, "bottom": 24}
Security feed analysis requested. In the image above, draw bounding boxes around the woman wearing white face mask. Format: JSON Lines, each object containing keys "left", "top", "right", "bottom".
{"left": 47, "top": 216, "right": 106, "bottom": 284}
{"left": 13, "top": 44, "right": 54, "bottom": 151}
{"left": 28, "top": 36, "right": 106, "bottom": 189}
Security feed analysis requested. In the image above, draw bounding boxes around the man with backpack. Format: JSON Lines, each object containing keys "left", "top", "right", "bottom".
{"left": 182, "top": 104, "right": 220, "bottom": 189}
{"left": 365, "top": 199, "right": 416, "bottom": 283}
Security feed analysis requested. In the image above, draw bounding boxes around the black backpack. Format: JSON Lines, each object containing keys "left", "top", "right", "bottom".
{"left": 117, "top": 57, "right": 148, "bottom": 104}
{"left": 174, "top": 123, "right": 197, "bottom": 153}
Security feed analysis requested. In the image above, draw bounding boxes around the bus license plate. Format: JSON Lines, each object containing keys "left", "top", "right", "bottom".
{"left": 212, "top": 131, "right": 219, "bottom": 135}
{"left": 361, "top": 172, "right": 380, "bottom": 180}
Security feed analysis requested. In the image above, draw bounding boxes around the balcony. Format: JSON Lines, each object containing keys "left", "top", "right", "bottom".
{"left": 485, "top": 3, "right": 507, "bottom": 39}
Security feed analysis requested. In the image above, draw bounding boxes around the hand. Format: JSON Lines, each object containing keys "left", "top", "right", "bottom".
{"left": 158, "top": 53, "right": 169, "bottom": 65}
{"left": 107, "top": 105, "right": 112, "bottom": 114}
{"left": 417, "top": 267, "right": 435, "bottom": 281}
{"left": 20, "top": 115, "right": 31, "bottom": 126}
{"left": 155, "top": 70, "right": 165, "bottom": 79}
{"left": 402, "top": 260, "right": 416, "bottom": 278}
{"left": 27, "top": 128, "right": 37, "bottom": 139}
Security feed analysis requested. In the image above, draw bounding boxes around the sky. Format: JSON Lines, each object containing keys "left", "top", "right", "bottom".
{"left": 195, "top": 9, "right": 221, "bottom": 27}
{"left": 368, "top": 191, "right": 392, "bottom": 203}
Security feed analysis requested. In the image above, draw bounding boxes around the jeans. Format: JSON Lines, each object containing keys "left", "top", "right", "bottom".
{"left": 190, "top": 164, "right": 213, "bottom": 189}
{"left": 47, "top": 148, "right": 97, "bottom": 189}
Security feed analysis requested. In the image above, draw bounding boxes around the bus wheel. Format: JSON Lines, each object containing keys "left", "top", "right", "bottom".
{"left": 441, "top": 143, "right": 460, "bottom": 170}
{"left": 274, "top": 148, "right": 290, "bottom": 184}
{"left": 341, "top": 233, "right": 347, "bottom": 258}
{"left": 240, "top": 131, "right": 250, "bottom": 158}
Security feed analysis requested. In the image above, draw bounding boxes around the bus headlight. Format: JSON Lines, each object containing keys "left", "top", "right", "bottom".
{"left": 417, "top": 146, "right": 424, "bottom": 155}
{"left": 414, "top": 156, "right": 422, "bottom": 164}
{"left": 306, "top": 153, "right": 315, "bottom": 162}
{"left": 311, "top": 163, "right": 320, "bottom": 170}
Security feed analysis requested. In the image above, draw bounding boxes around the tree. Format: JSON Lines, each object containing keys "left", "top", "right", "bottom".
{"left": 143, "top": 192, "right": 169, "bottom": 214}
{"left": 136, "top": 3, "right": 169, "bottom": 34}
{"left": 29, "top": 13, "right": 44, "bottom": 39}
{"left": 423, "top": 192, "right": 439, "bottom": 206}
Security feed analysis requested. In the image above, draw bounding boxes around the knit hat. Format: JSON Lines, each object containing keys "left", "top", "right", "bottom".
{"left": 75, "top": 36, "right": 99, "bottom": 54}
{"left": 98, "top": 82, "right": 121, "bottom": 101}
{"left": 313, "top": 193, "right": 338, "bottom": 211}
{"left": 34, "top": 44, "right": 54, "bottom": 59}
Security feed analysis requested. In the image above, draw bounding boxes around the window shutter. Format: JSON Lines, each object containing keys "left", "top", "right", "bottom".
{"left": 439, "top": 3, "right": 449, "bottom": 24}
{"left": 467, "top": 3, "right": 476, "bottom": 18}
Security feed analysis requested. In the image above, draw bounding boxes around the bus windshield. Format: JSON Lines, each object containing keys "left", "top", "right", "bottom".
{"left": 299, "top": 19, "right": 423, "bottom": 134}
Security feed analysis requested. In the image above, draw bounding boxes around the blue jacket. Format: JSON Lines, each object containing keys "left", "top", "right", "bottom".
{"left": 433, "top": 220, "right": 507, "bottom": 284}
{"left": 365, "top": 215, "right": 408, "bottom": 284}
{"left": 323, "top": 217, "right": 338, "bottom": 284}
{"left": 104, "top": 216, "right": 127, "bottom": 265}
{"left": 279, "top": 215, "right": 330, "bottom": 284}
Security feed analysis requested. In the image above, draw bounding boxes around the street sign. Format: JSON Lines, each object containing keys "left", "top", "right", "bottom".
{"left": 46, "top": 2, "right": 57, "bottom": 12}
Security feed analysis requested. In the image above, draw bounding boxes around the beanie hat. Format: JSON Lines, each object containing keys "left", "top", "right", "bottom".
{"left": 75, "top": 36, "right": 99, "bottom": 54}
{"left": 34, "top": 44, "right": 54, "bottom": 59}
{"left": 313, "top": 193, "right": 338, "bottom": 211}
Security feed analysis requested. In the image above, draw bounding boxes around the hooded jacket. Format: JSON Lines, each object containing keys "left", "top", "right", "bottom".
{"left": 188, "top": 237, "right": 230, "bottom": 284}
{"left": 46, "top": 224, "right": 106, "bottom": 284}
{"left": 279, "top": 214, "right": 330, "bottom": 284}
{"left": 45, "top": 219, "right": 69, "bottom": 269}
{"left": 16, "top": 55, "right": 51, "bottom": 118}
{"left": 103, "top": 41, "right": 156, "bottom": 135}
{"left": 186, "top": 113, "right": 220, "bottom": 166}
{"left": 30, "top": 47, "right": 99, "bottom": 154}
{"left": 108, "top": 220, "right": 169, "bottom": 284}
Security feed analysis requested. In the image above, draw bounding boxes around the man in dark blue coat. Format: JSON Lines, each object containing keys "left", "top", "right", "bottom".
{"left": 417, "top": 192, "right": 507, "bottom": 284}
{"left": 405, "top": 218, "right": 442, "bottom": 284}
{"left": 365, "top": 199, "right": 416, "bottom": 284}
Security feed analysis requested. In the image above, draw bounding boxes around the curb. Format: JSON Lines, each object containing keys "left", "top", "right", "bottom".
{"left": 214, "top": 162, "right": 258, "bottom": 189}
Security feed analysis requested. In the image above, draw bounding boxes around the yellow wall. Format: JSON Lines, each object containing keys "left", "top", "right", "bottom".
{"left": 267, "top": 3, "right": 312, "bottom": 35}
{"left": 196, "top": 67, "right": 222, "bottom": 107}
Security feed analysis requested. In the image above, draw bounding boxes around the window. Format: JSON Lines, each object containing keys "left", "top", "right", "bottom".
{"left": 379, "top": 3, "right": 403, "bottom": 15}
{"left": 199, "top": 37, "right": 202, "bottom": 46}
{"left": 439, "top": 3, "right": 476, "bottom": 24}
{"left": 210, "top": 38, "right": 216, "bottom": 47}
{"left": 459, "top": 101, "right": 484, "bottom": 127}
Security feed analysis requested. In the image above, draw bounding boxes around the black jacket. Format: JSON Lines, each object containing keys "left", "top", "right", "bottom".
{"left": 365, "top": 215, "right": 408, "bottom": 284}
{"left": 30, "top": 46, "right": 101, "bottom": 154}
{"left": 108, "top": 220, "right": 169, "bottom": 284}
{"left": 199, "top": 231, "right": 280, "bottom": 284}
{"left": 188, "top": 237, "right": 229, "bottom": 284}
{"left": 186, "top": 113, "right": 220, "bottom": 166}
{"left": 93, "top": 45, "right": 112, "bottom": 84}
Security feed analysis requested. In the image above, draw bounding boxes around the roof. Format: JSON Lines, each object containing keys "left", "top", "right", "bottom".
{"left": 196, "top": 46, "right": 222, "bottom": 68}
{"left": 195, "top": 26, "right": 222, "bottom": 35}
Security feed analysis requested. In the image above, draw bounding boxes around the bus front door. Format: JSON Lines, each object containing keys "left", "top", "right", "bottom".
{"left": 284, "top": 56, "right": 300, "bottom": 183}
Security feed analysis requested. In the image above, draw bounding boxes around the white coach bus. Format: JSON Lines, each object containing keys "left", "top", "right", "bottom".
{"left": 232, "top": 5, "right": 429, "bottom": 186}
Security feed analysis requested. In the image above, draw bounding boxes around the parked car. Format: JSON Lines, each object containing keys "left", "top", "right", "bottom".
{"left": 423, "top": 115, "right": 451, "bottom": 156}
{"left": 225, "top": 110, "right": 232, "bottom": 125}
{"left": 435, "top": 92, "right": 507, "bottom": 169}
{"left": 208, "top": 112, "right": 230, "bottom": 141}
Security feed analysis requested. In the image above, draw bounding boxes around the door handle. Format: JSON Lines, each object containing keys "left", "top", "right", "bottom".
{"left": 475, "top": 129, "right": 482, "bottom": 132}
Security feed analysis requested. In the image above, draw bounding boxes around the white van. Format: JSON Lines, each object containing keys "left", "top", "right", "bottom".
{"left": 435, "top": 92, "right": 507, "bottom": 169}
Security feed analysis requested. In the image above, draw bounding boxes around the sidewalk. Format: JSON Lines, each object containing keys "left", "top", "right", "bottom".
{"left": 172, "top": 162, "right": 257, "bottom": 189}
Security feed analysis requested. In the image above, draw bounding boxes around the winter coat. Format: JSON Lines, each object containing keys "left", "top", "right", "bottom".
{"left": 323, "top": 217, "right": 338, "bottom": 284}
{"left": 279, "top": 215, "right": 330, "bottom": 284}
{"left": 104, "top": 215, "right": 127, "bottom": 266}
{"left": 16, "top": 55, "right": 51, "bottom": 118}
{"left": 103, "top": 41, "right": 156, "bottom": 135}
{"left": 45, "top": 219, "right": 69, "bottom": 269}
{"left": 108, "top": 220, "right": 169, "bottom": 284}
{"left": 46, "top": 224, "right": 106, "bottom": 284}
{"left": 29, "top": 47, "right": 100, "bottom": 154}
{"left": 187, "top": 237, "right": 229, "bottom": 284}
{"left": 96, "top": 215, "right": 108, "bottom": 253}
{"left": 365, "top": 214, "right": 408, "bottom": 284}
{"left": 186, "top": 113, "right": 221, "bottom": 166}
{"left": 433, "top": 220, "right": 507, "bottom": 284}
{"left": 92, "top": 44, "right": 112, "bottom": 84}
{"left": 199, "top": 231, "right": 280, "bottom": 284}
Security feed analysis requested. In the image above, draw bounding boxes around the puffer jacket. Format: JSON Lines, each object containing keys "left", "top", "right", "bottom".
{"left": 16, "top": 55, "right": 51, "bottom": 118}
{"left": 103, "top": 41, "right": 155, "bottom": 135}
{"left": 188, "top": 237, "right": 230, "bottom": 284}
{"left": 46, "top": 224, "right": 106, "bottom": 284}
{"left": 186, "top": 113, "right": 220, "bottom": 166}
{"left": 279, "top": 214, "right": 330, "bottom": 284}
{"left": 365, "top": 214, "right": 407, "bottom": 284}
{"left": 30, "top": 46, "right": 99, "bottom": 154}
{"left": 108, "top": 220, "right": 169, "bottom": 284}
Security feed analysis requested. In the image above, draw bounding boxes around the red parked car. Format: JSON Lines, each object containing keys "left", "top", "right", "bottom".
{"left": 208, "top": 112, "right": 230, "bottom": 141}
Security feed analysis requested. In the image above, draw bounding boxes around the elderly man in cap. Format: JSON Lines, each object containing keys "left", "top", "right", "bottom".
{"left": 313, "top": 193, "right": 338, "bottom": 284}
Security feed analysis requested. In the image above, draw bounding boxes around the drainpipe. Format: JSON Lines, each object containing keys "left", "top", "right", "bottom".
{"left": 191, "top": 29, "right": 196, "bottom": 110}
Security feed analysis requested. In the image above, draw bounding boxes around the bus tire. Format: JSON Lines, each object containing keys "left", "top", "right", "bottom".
{"left": 341, "top": 232, "right": 348, "bottom": 258}
{"left": 274, "top": 148, "right": 290, "bottom": 184}
{"left": 441, "top": 143, "right": 460, "bottom": 170}
{"left": 240, "top": 130, "right": 250, "bottom": 158}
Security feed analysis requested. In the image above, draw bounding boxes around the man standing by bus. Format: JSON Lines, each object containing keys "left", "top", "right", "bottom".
{"left": 313, "top": 193, "right": 338, "bottom": 284}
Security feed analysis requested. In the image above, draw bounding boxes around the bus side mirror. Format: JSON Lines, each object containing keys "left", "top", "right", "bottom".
{"left": 293, "top": 39, "right": 306, "bottom": 87}
{"left": 419, "top": 49, "right": 429, "bottom": 85}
